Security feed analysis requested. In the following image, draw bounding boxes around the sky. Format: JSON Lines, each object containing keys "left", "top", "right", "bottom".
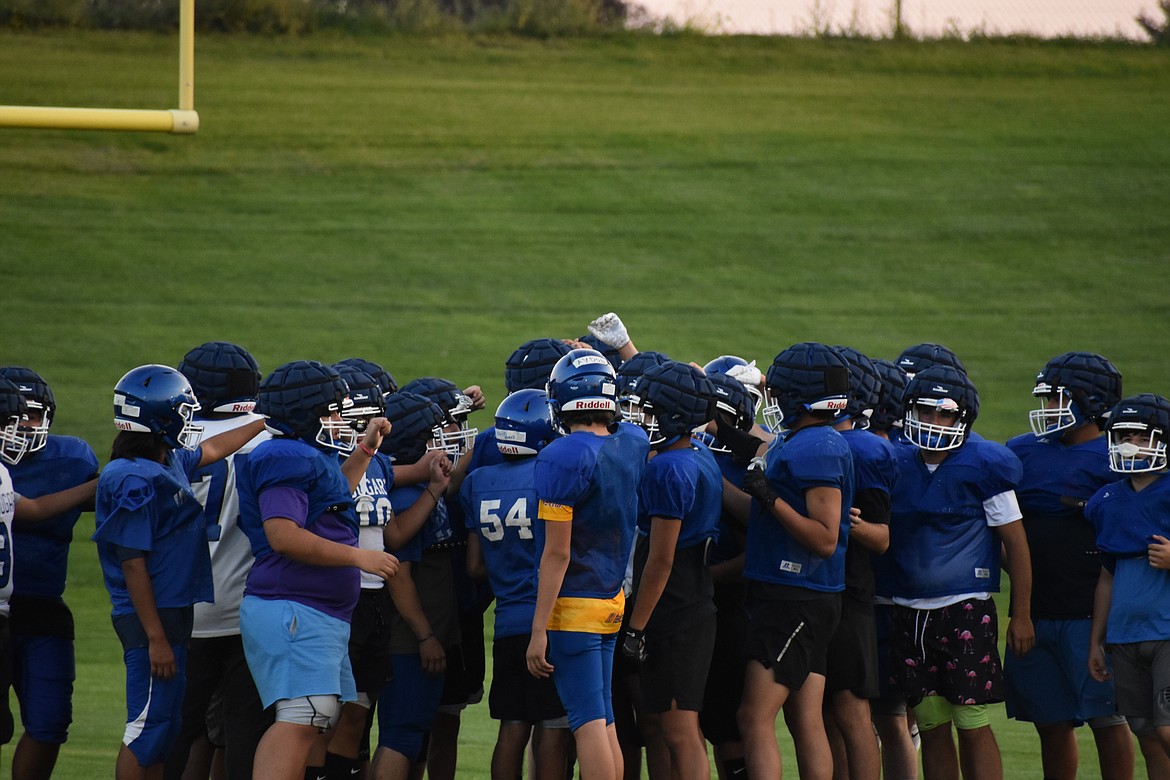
{"left": 630, "top": 0, "right": 1156, "bottom": 37}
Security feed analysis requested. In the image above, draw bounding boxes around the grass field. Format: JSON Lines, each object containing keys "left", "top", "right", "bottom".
{"left": 1, "top": 28, "right": 1169, "bottom": 777}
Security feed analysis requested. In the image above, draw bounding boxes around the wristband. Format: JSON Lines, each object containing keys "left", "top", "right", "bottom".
{"left": 358, "top": 442, "right": 377, "bottom": 458}
{"left": 427, "top": 487, "right": 441, "bottom": 503}
{"left": 418, "top": 633, "right": 435, "bottom": 644}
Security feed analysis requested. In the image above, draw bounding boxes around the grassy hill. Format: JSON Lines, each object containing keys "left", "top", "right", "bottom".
{"left": 1, "top": 29, "right": 1168, "bottom": 777}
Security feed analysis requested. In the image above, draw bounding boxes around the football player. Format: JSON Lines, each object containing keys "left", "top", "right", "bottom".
{"left": 460, "top": 389, "right": 571, "bottom": 780}
{"left": 886, "top": 365, "right": 1032, "bottom": 780}
{"left": 234, "top": 361, "right": 398, "bottom": 780}
{"left": 728, "top": 343, "right": 854, "bottom": 780}
{"left": 622, "top": 362, "right": 720, "bottom": 780}
{"left": 1088, "top": 394, "right": 1170, "bottom": 776}
{"left": 1004, "top": 352, "right": 1133, "bottom": 780}
{"left": 822, "top": 347, "right": 898, "bottom": 780}
{"left": 525, "top": 348, "right": 650, "bottom": 780}
{"left": 163, "top": 342, "right": 272, "bottom": 780}
{"left": 93, "top": 365, "right": 267, "bottom": 780}
{"left": 0, "top": 366, "right": 99, "bottom": 780}
{"left": 369, "top": 391, "right": 458, "bottom": 780}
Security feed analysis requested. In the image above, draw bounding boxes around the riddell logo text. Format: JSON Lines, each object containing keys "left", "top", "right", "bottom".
{"left": 826, "top": 400, "right": 847, "bottom": 409}
{"left": 574, "top": 401, "right": 611, "bottom": 410}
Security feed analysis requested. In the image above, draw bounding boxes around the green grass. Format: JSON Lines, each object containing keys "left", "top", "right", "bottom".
{"left": 1, "top": 29, "right": 1169, "bottom": 777}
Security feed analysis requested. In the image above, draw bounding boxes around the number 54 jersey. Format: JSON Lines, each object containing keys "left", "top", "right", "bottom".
{"left": 459, "top": 458, "right": 541, "bottom": 639}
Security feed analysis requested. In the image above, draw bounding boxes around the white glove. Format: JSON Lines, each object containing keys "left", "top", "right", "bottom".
{"left": 726, "top": 360, "right": 763, "bottom": 389}
{"left": 587, "top": 312, "right": 630, "bottom": 349}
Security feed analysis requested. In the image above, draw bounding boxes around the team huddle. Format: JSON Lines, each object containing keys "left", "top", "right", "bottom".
{"left": 1, "top": 311, "right": 1170, "bottom": 780}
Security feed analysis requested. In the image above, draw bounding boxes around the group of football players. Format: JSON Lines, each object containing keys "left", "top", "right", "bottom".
{"left": 1, "top": 311, "right": 1169, "bottom": 780}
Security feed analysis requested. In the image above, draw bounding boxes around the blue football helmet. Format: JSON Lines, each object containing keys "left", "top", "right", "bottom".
{"left": 0, "top": 365, "right": 55, "bottom": 456}
{"left": 870, "top": 358, "right": 910, "bottom": 434}
{"left": 114, "top": 364, "right": 204, "bottom": 450}
{"left": 505, "top": 338, "right": 572, "bottom": 394}
{"left": 258, "top": 360, "right": 354, "bottom": 453}
{"left": 494, "top": 388, "right": 560, "bottom": 457}
{"left": 0, "top": 378, "right": 30, "bottom": 466}
{"left": 703, "top": 355, "right": 764, "bottom": 418}
{"left": 1029, "top": 351, "right": 1123, "bottom": 437}
{"left": 380, "top": 391, "right": 449, "bottom": 465}
{"left": 903, "top": 365, "right": 979, "bottom": 452}
{"left": 615, "top": 351, "right": 672, "bottom": 424}
{"left": 1106, "top": 393, "right": 1170, "bottom": 473}
{"left": 634, "top": 362, "right": 716, "bottom": 448}
{"left": 400, "top": 377, "right": 478, "bottom": 461}
{"left": 700, "top": 371, "right": 756, "bottom": 455}
{"left": 546, "top": 348, "right": 620, "bottom": 432}
{"left": 762, "top": 343, "right": 851, "bottom": 431}
{"left": 834, "top": 346, "right": 882, "bottom": 429}
{"left": 332, "top": 363, "right": 386, "bottom": 436}
{"left": 578, "top": 333, "right": 624, "bottom": 370}
{"left": 335, "top": 357, "right": 398, "bottom": 397}
{"left": 178, "top": 341, "right": 261, "bottom": 415}
{"left": 895, "top": 343, "right": 966, "bottom": 379}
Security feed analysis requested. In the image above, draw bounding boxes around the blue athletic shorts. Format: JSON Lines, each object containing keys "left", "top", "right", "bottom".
{"left": 239, "top": 596, "right": 356, "bottom": 708}
{"left": 1004, "top": 618, "right": 1120, "bottom": 726}
{"left": 12, "top": 633, "right": 75, "bottom": 743}
{"left": 376, "top": 653, "right": 446, "bottom": 761}
{"left": 547, "top": 630, "right": 617, "bottom": 732}
{"left": 123, "top": 643, "right": 188, "bottom": 766}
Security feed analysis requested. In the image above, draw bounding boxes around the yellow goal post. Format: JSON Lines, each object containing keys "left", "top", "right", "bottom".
{"left": 0, "top": 0, "right": 198, "bottom": 134}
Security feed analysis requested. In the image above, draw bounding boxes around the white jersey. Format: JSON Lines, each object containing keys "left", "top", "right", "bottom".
{"left": 190, "top": 414, "right": 270, "bottom": 638}
{"left": 0, "top": 463, "right": 16, "bottom": 617}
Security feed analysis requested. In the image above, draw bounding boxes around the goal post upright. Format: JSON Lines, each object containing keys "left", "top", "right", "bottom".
{"left": 0, "top": 0, "right": 200, "bottom": 134}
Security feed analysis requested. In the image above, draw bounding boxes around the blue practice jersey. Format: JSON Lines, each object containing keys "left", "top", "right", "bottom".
{"left": 534, "top": 422, "right": 649, "bottom": 632}
{"left": 93, "top": 447, "right": 213, "bottom": 616}
{"left": 744, "top": 424, "right": 854, "bottom": 592}
{"left": 887, "top": 438, "right": 1022, "bottom": 600}
{"left": 1088, "top": 474, "right": 1170, "bottom": 643}
{"left": 636, "top": 442, "right": 721, "bottom": 550}
{"left": 460, "top": 457, "right": 541, "bottom": 638}
{"left": 1007, "top": 432, "right": 1113, "bottom": 619}
{"left": 841, "top": 428, "right": 898, "bottom": 604}
{"left": 8, "top": 435, "right": 98, "bottom": 601}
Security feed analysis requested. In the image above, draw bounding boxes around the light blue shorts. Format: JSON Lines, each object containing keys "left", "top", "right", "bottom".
{"left": 548, "top": 630, "right": 616, "bottom": 732}
{"left": 239, "top": 596, "right": 356, "bottom": 708}
{"left": 1004, "top": 618, "right": 1119, "bottom": 726}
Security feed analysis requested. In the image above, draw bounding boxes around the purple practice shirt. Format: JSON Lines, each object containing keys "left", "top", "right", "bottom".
{"left": 244, "top": 486, "right": 361, "bottom": 622}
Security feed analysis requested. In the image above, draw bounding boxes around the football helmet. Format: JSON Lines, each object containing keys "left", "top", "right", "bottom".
{"left": 335, "top": 357, "right": 398, "bottom": 397}
{"left": 0, "top": 365, "right": 55, "bottom": 456}
{"left": 703, "top": 355, "right": 764, "bottom": 416}
{"left": 902, "top": 365, "right": 979, "bottom": 452}
{"left": 380, "top": 391, "right": 448, "bottom": 465}
{"left": 257, "top": 360, "right": 355, "bottom": 453}
{"left": 615, "top": 351, "right": 671, "bottom": 424}
{"left": 762, "top": 343, "right": 851, "bottom": 431}
{"left": 400, "top": 377, "right": 478, "bottom": 461}
{"left": 870, "top": 358, "right": 910, "bottom": 433}
{"left": 0, "top": 378, "right": 30, "bottom": 465}
{"left": 546, "top": 348, "right": 620, "bottom": 433}
{"left": 578, "top": 333, "right": 624, "bottom": 370}
{"left": 1106, "top": 393, "right": 1170, "bottom": 473}
{"left": 634, "top": 362, "right": 716, "bottom": 448}
{"left": 834, "top": 346, "right": 882, "bottom": 428}
{"left": 1028, "top": 351, "right": 1123, "bottom": 437}
{"left": 332, "top": 363, "right": 386, "bottom": 436}
{"left": 895, "top": 343, "right": 967, "bottom": 379}
{"left": 505, "top": 338, "right": 572, "bottom": 394}
{"left": 178, "top": 341, "right": 261, "bottom": 415}
{"left": 114, "top": 364, "right": 204, "bottom": 450}
{"left": 494, "top": 388, "right": 560, "bottom": 457}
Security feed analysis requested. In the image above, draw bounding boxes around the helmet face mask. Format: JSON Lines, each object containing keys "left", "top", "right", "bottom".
{"left": 1029, "top": 385, "right": 1083, "bottom": 437}
{"left": 905, "top": 397, "right": 967, "bottom": 451}
{"left": 114, "top": 365, "right": 204, "bottom": 450}
{"left": 317, "top": 406, "right": 358, "bottom": 453}
{"left": 399, "top": 378, "right": 478, "bottom": 464}
{"left": 1106, "top": 394, "right": 1170, "bottom": 474}
{"left": 0, "top": 379, "right": 30, "bottom": 465}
